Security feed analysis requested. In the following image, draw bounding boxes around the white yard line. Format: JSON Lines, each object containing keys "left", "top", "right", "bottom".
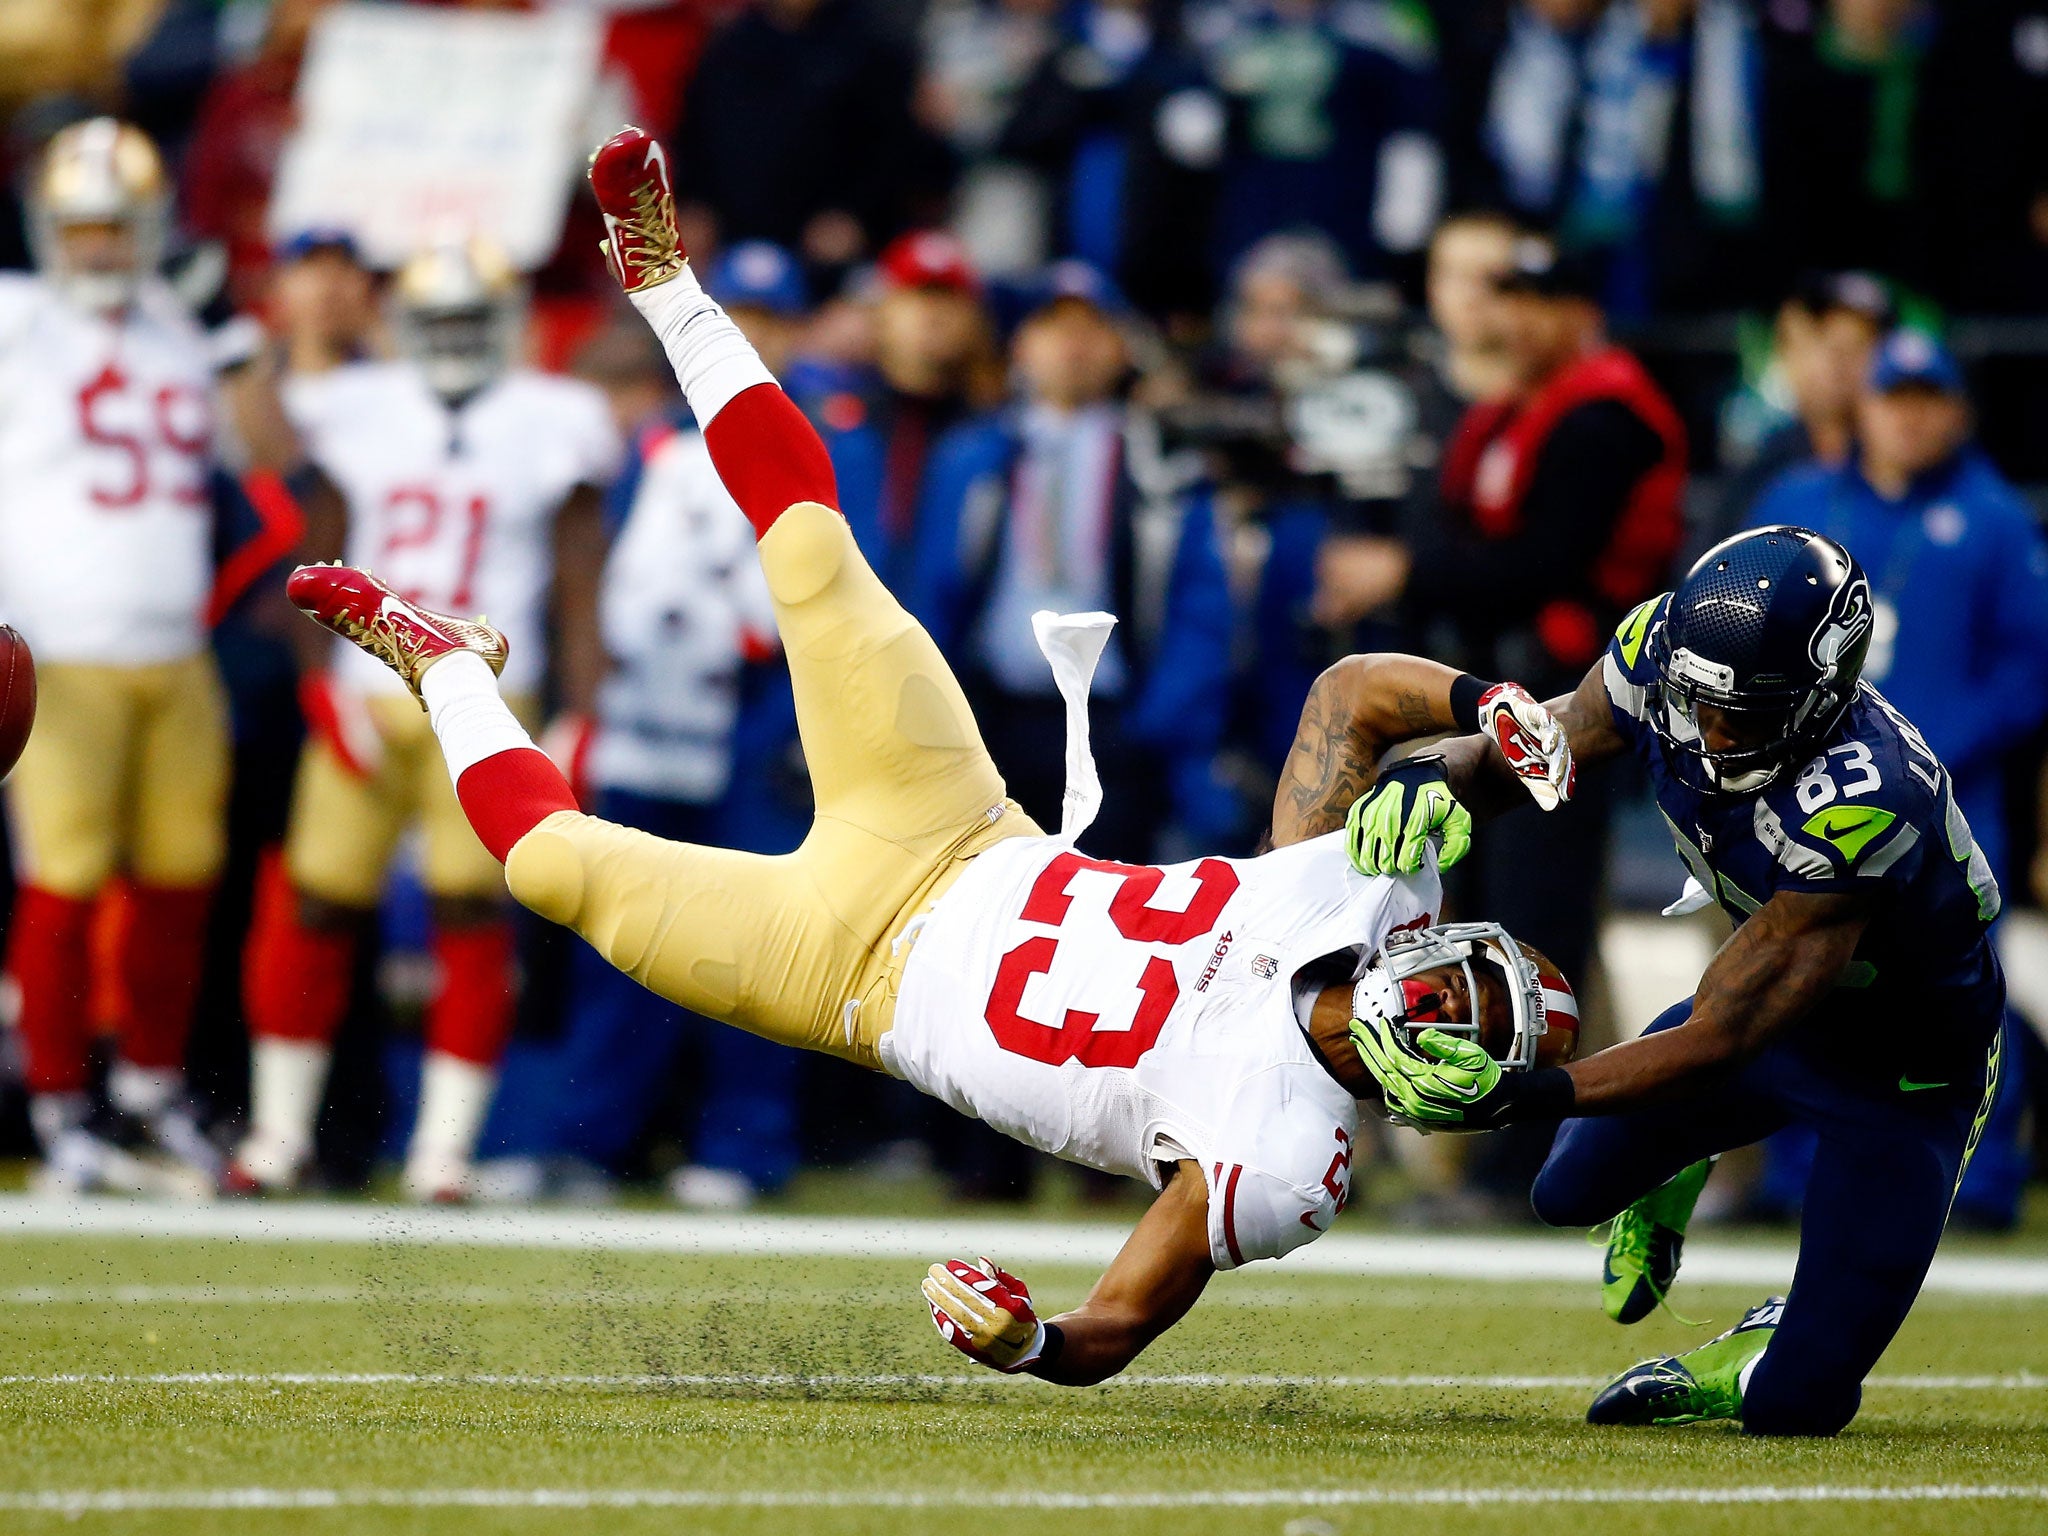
{"left": 4, "top": 1196, "right": 2047, "bottom": 1295}
{"left": 1, "top": 1484, "right": 2044, "bottom": 1512}
{"left": 0, "top": 1370, "right": 2040, "bottom": 1391}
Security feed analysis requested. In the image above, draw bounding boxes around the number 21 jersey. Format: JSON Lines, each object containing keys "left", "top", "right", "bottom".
{"left": 885, "top": 831, "right": 1439, "bottom": 1268}
{"left": 287, "top": 361, "right": 621, "bottom": 697}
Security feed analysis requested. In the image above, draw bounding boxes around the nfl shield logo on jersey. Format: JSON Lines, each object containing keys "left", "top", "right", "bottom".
{"left": 1252, "top": 955, "right": 1279, "bottom": 979}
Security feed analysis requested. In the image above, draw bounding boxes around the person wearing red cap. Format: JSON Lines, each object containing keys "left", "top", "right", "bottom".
{"left": 789, "top": 230, "right": 1003, "bottom": 590}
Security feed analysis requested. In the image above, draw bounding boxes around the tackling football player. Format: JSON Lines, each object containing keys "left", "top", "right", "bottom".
{"left": 0, "top": 119, "right": 318, "bottom": 1194}
{"left": 1335, "top": 528, "right": 2009, "bottom": 1436}
{"left": 228, "top": 238, "right": 620, "bottom": 1201}
{"left": 277, "top": 126, "right": 1578, "bottom": 1382}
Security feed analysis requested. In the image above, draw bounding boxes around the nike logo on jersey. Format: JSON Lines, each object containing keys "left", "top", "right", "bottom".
{"left": 1898, "top": 1076, "right": 1949, "bottom": 1093}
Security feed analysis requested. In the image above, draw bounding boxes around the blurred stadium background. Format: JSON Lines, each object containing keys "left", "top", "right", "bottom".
{"left": 0, "top": 0, "right": 2046, "bottom": 1235}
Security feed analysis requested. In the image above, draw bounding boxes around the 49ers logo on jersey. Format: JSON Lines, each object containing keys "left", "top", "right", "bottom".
{"left": 985, "top": 852, "right": 1240, "bottom": 1069}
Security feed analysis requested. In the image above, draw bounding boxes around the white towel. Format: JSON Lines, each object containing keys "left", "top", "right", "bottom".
{"left": 1030, "top": 609, "right": 1118, "bottom": 842}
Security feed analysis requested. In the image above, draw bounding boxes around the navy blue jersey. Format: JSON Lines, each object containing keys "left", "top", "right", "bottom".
{"left": 1604, "top": 595, "right": 2005, "bottom": 1080}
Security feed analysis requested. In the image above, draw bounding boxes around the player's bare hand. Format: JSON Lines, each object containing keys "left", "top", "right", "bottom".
{"left": 1478, "top": 682, "right": 1575, "bottom": 811}
{"left": 923, "top": 1256, "right": 1046, "bottom": 1373}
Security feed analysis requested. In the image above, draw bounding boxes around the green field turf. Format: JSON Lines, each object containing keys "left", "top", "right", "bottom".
{"left": 3, "top": 1212, "right": 2047, "bottom": 1536}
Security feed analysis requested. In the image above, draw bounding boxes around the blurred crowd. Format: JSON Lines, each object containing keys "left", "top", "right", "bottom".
{"left": 2, "top": 0, "right": 2048, "bottom": 1224}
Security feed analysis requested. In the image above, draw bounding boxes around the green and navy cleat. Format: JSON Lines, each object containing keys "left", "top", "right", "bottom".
{"left": 1601, "top": 1157, "right": 1712, "bottom": 1324}
{"left": 1585, "top": 1295, "right": 1782, "bottom": 1426}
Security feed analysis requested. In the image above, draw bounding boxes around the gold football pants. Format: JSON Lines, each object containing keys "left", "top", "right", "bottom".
{"left": 5, "top": 654, "right": 229, "bottom": 897}
{"left": 287, "top": 692, "right": 540, "bottom": 908}
{"left": 504, "top": 501, "right": 1039, "bottom": 1069}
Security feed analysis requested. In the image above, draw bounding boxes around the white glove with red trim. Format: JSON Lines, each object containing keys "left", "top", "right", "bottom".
{"left": 922, "top": 1257, "right": 1047, "bottom": 1374}
{"left": 299, "top": 673, "right": 384, "bottom": 780}
{"left": 1478, "top": 682, "right": 1575, "bottom": 811}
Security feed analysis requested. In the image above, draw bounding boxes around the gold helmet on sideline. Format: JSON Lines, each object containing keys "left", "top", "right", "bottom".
{"left": 391, "top": 236, "right": 527, "bottom": 403}
{"left": 27, "top": 117, "right": 170, "bottom": 314}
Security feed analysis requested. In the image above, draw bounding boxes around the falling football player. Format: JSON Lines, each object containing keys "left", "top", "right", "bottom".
{"left": 279, "top": 126, "right": 1579, "bottom": 1383}
{"left": 1334, "top": 527, "right": 2010, "bottom": 1436}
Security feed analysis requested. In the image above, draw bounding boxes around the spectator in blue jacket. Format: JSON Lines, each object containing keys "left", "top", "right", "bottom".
{"left": 785, "top": 231, "right": 1005, "bottom": 592}
{"left": 909, "top": 259, "right": 1237, "bottom": 864}
{"left": 1746, "top": 329, "right": 2048, "bottom": 1228}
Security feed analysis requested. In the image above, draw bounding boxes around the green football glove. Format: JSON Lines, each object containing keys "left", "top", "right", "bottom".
{"left": 1348, "top": 1014, "right": 1505, "bottom": 1130}
{"left": 1344, "top": 756, "right": 1472, "bottom": 877}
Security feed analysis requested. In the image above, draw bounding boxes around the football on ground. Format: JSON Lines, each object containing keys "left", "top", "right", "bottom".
{"left": 0, "top": 623, "right": 35, "bottom": 778}
{"left": 1, "top": 1186, "right": 2045, "bottom": 1536}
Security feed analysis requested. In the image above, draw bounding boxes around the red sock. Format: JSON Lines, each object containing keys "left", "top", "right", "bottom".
{"left": 6, "top": 887, "right": 95, "bottom": 1094}
{"left": 426, "top": 922, "right": 515, "bottom": 1066}
{"left": 242, "top": 855, "right": 355, "bottom": 1045}
{"left": 701, "top": 383, "right": 839, "bottom": 539}
{"left": 455, "top": 748, "right": 578, "bottom": 863}
{"left": 117, "top": 883, "right": 214, "bottom": 1071}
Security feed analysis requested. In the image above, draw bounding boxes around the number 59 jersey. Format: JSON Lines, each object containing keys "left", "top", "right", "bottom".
{"left": 0, "top": 275, "right": 217, "bottom": 665}
{"left": 885, "top": 831, "right": 1440, "bottom": 1268}
{"left": 287, "top": 362, "right": 622, "bottom": 697}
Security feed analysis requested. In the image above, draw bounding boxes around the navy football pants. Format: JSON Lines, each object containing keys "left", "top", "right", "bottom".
{"left": 1532, "top": 1000, "right": 2001, "bottom": 1436}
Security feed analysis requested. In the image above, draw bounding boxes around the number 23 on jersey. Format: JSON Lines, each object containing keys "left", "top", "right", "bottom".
{"left": 984, "top": 853, "right": 1240, "bottom": 1070}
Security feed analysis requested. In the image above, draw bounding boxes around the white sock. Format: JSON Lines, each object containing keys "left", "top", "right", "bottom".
{"left": 245, "top": 1037, "right": 330, "bottom": 1169}
{"left": 406, "top": 1051, "right": 497, "bottom": 1194}
{"left": 629, "top": 264, "right": 777, "bottom": 425}
{"left": 28, "top": 1091, "right": 88, "bottom": 1153}
{"left": 108, "top": 1062, "right": 182, "bottom": 1119}
{"left": 421, "top": 652, "right": 540, "bottom": 784}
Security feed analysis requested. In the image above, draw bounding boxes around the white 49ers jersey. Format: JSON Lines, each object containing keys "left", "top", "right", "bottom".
{"left": 0, "top": 274, "right": 217, "bottom": 664}
{"left": 885, "top": 831, "right": 1440, "bottom": 1269}
{"left": 288, "top": 363, "right": 621, "bottom": 697}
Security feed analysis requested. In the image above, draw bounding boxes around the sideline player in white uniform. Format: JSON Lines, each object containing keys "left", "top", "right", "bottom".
{"left": 0, "top": 118, "right": 312, "bottom": 1193}
{"left": 273, "top": 130, "right": 1579, "bottom": 1380}
{"left": 229, "top": 238, "right": 620, "bottom": 1201}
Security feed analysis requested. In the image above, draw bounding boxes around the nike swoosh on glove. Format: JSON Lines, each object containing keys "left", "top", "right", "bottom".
{"left": 922, "top": 1256, "right": 1046, "bottom": 1373}
{"left": 1478, "top": 682, "right": 1576, "bottom": 811}
{"left": 1344, "top": 755, "right": 1472, "bottom": 877}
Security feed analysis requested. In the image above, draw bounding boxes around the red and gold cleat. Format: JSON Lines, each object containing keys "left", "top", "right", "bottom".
{"left": 285, "top": 563, "right": 507, "bottom": 704}
{"left": 587, "top": 125, "right": 688, "bottom": 293}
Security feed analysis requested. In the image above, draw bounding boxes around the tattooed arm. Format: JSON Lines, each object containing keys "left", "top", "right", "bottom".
{"left": 1563, "top": 890, "right": 1869, "bottom": 1111}
{"left": 1269, "top": 655, "right": 1633, "bottom": 848}
{"left": 1269, "top": 655, "right": 1470, "bottom": 847}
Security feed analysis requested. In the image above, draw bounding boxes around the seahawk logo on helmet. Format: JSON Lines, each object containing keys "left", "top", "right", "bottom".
{"left": 27, "top": 117, "right": 170, "bottom": 314}
{"left": 1647, "top": 525, "right": 1873, "bottom": 795}
{"left": 391, "top": 236, "right": 527, "bottom": 403}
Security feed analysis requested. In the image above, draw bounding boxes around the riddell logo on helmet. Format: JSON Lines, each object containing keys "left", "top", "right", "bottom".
{"left": 1194, "top": 932, "right": 1235, "bottom": 993}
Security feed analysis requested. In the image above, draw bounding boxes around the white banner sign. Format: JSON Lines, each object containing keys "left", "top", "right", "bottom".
{"left": 267, "top": 3, "right": 604, "bottom": 271}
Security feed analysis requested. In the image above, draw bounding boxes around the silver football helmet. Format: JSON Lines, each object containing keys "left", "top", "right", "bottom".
{"left": 1351, "top": 921, "right": 1579, "bottom": 1073}
{"left": 391, "top": 237, "right": 526, "bottom": 402}
{"left": 27, "top": 117, "right": 169, "bottom": 314}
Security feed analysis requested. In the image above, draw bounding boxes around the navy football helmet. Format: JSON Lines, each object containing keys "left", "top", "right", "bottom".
{"left": 1647, "top": 526, "right": 1873, "bottom": 794}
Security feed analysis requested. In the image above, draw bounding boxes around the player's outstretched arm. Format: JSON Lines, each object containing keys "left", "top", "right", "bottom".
{"left": 1271, "top": 653, "right": 1594, "bottom": 849}
{"left": 924, "top": 1161, "right": 1214, "bottom": 1386}
{"left": 1561, "top": 889, "right": 1870, "bottom": 1113}
{"left": 1354, "top": 888, "right": 1871, "bottom": 1130}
